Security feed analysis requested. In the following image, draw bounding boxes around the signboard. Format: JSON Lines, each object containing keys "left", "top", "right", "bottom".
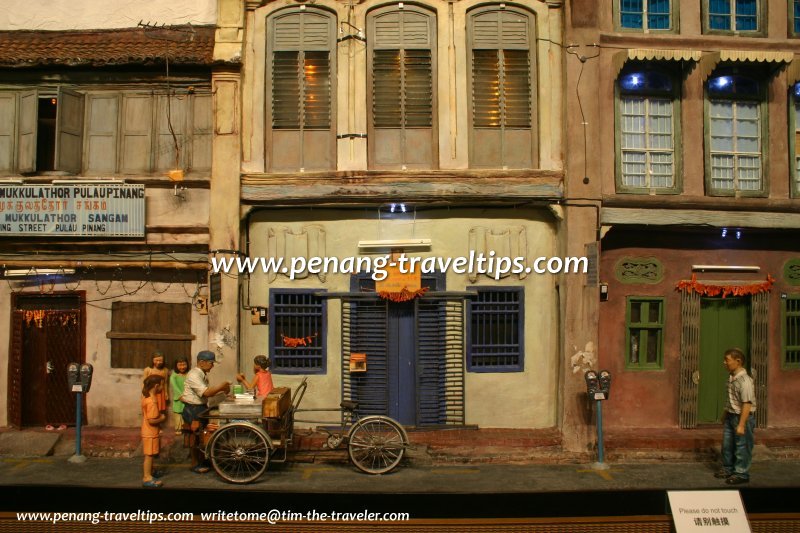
{"left": 668, "top": 491, "right": 751, "bottom": 532}
{"left": 375, "top": 263, "right": 421, "bottom": 293}
{"left": 0, "top": 184, "right": 145, "bottom": 237}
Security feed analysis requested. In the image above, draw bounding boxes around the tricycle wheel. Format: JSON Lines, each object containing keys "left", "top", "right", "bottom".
{"left": 208, "top": 423, "right": 270, "bottom": 484}
{"left": 347, "top": 416, "right": 407, "bottom": 474}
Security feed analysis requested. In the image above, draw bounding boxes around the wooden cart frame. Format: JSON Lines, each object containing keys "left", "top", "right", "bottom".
{"left": 202, "top": 378, "right": 409, "bottom": 483}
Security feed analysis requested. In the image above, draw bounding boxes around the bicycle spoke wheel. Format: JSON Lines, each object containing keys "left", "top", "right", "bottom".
{"left": 347, "top": 416, "right": 407, "bottom": 474}
{"left": 208, "top": 423, "right": 270, "bottom": 484}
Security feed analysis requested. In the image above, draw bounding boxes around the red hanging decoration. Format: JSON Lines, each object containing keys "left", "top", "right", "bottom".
{"left": 378, "top": 286, "right": 429, "bottom": 303}
{"left": 281, "top": 333, "right": 317, "bottom": 348}
{"left": 675, "top": 274, "right": 775, "bottom": 298}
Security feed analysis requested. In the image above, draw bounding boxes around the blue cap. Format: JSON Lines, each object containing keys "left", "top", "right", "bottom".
{"left": 197, "top": 350, "right": 216, "bottom": 362}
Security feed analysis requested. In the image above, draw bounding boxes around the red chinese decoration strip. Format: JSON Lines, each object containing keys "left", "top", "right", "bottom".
{"left": 281, "top": 333, "right": 317, "bottom": 348}
{"left": 378, "top": 287, "right": 429, "bottom": 303}
{"left": 675, "top": 274, "right": 775, "bottom": 298}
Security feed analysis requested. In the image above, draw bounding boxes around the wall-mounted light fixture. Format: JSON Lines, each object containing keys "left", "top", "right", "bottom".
{"left": 691, "top": 265, "right": 760, "bottom": 273}
{"left": 4, "top": 268, "right": 76, "bottom": 277}
{"left": 358, "top": 239, "right": 431, "bottom": 252}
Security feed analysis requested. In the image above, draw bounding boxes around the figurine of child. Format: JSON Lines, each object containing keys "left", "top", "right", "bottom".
{"left": 236, "top": 355, "right": 274, "bottom": 398}
{"left": 169, "top": 357, "right": 189, "bottom": 435}
{"left": 143, "top": 351, "right": 169, "bottom": 413}
{"left": 141, "top": 374, "right": 166, "bottom": 488}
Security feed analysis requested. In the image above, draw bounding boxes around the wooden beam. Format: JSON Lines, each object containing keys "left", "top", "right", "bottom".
{"left": 0, "top": 260, "right": 208, "bottom": 270}
{"left": 601, "top": 207, "right": 800, "bottom": 229}
{"left": 106, "top": 332, "right": 196, "bottom": 340}
{"left": 242, "top": 171, "right": 563, "bottom": 204}
{"left": 602, "top": 195, "right": 800, "bottom": 214}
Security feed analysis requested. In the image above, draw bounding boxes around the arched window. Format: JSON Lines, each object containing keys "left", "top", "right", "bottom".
{"left": 616, "top": 69, "right": 680, "bottom": 192}
{"left": 266, "top": 7, "right": 336, "bottom": 172}
{"left": 368, "top": 5, "right": 437, "bottom": 169}
{"left": 468, "top": 6, "right": 536, "bottom": 169}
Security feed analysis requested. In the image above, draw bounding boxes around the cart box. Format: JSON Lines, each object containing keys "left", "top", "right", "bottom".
{"left": 218, "top": 398, "right": 262, "bottom": 417}
{"left": 262, "top": 387, "right": 291, "bottom": 418}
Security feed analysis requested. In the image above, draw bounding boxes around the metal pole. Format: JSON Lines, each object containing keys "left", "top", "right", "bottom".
{"left": 592, "top": 399, "right": 608, "bottom": 470}
{"left": 68, "top": 391, "right": 87, "bottom": 463}
{"left": 596, "top": 399, "right": 604, "bottom": 464}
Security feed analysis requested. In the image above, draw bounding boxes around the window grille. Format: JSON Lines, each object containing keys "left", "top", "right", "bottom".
{"left": 626, "top": 297, "right": 664, "bottom": 369}
{"left": 269, "top": 290, "right": 326, "bottom": 374}
{"left": 783, "top": 296, "right": 800, "bottom": 368}
{"left": 467, "top": 288, "right": 524, "bottom": 372}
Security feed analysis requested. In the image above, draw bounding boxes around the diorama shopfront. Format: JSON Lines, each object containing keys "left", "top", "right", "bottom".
{"left": 239, "top": 206, "right": 561, "bottom": 430}
{"left": 598, "top": 227, "right": 800, "bottom": 431}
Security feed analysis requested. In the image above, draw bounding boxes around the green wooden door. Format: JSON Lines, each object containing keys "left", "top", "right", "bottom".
{"left": 698, "top": 298, "right": 750, "bottom": 424}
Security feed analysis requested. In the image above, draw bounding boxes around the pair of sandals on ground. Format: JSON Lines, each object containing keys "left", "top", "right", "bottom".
{"left": 142, "top": 464, "right": 211, "bottom": 488}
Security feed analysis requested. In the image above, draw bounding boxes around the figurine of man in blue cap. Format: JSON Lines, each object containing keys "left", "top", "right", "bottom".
{"left": 180, "top": 350, "right": 230, "bottom": 473}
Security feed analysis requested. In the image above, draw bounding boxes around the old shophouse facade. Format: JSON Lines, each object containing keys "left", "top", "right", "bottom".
{"left": 565, "top": 0, "right": 800, "bottom": 433}
{"left": 0, "top": 1, "right": 222, "bottom": 427}
{"left": 231, "top": 0, "right": 576, "bottom": 431}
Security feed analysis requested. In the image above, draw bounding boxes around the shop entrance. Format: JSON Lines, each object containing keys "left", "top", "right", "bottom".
{"left": 9, "top": 293, "right": 85, "bottom": 427}
{"left": 698, "top": 297, "right": 750, "bottom": 424}
{"left": 346, "top": 273, "right": 454, "bottom": 426}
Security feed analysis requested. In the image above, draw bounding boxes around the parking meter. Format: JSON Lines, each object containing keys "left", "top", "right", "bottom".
{"left": 67, "top": 363, "right": 81, "bottom": 392}
{"left": 598, "top": 370, "right": 612, "bottom": 400}
{"left": 584, "top": 370, "right": 601, "bottom": 399}
{"left": 79, "top": 364, "right": 94, "bottom": 393}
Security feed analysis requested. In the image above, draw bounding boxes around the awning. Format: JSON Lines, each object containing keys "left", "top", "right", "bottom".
{"left": 698, "top": 50, "right": 794, "bottom": 81}
{"left": 613, "top": 48, "right": 702, "bottom": 78}
{"left": 787, "top": 54, "right": 800, "bottom": 86}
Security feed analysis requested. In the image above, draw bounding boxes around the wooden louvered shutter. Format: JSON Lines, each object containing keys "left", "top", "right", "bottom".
{"left": 17, "top": 89, "right": 37, "bottom": 173}
{"left": 155, "top": 94, "right": 187, "bottom": 172}
{"left": 469, "top": 9, "right": 535, "bottom": 169}
{"left": 120, "top": 93, "right": 153, "bottom": 174}
{"left": 55, "top": 87, "right": 85, "bottom": 174}
{"left": 346, "top": 299, "right": 390, "bottom": 417}
{"left": 84, "top": 93, "right": 119, "bottom": 175}
{"left": 369, "top": 7, "right": 436, "bottom": 169}
{"left": 269, "top": 9, "right": 334, "bottom": 172}
{"left": 0, "top": 93, "right": 16, "bottom": 174}
{"left": 190, "top": 94, "right": 212, "bottom": 172}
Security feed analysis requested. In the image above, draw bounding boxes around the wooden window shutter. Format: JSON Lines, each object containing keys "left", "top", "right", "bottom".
{"left": 84, "top": 93, "right": 120, "bottom": 175}
{"left": 269, "top": 9, "right": 335, "bottom": 171}
{"left": 0, "top": 93, "right": 17, "bottom": 174}
{"left": 55, "top": 87, "right": 85, "bottom": 174}
{"left": 469, "top": 8, "right": 535, "bottom": 168}
{"left": 108, "top": 302, "right": 193, "bottom": 368}
{"left": 17, "top": 89, "right": 38, "bottom": 173}
{"left": 120, "top": 93, "right": 154, "bottom": 174}
{"left": 155, "top": 94, "right": 188, "bottom": 172}
{"left": 369, "top": 6, "right": 436, "bottom": 169}
{"left": 190, "top": 94, "right": 212, "bottom": 172}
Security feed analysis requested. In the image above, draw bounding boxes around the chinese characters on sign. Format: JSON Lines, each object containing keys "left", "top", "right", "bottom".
{"left": 0, "top": 184, "right": 145, "bottom": 237}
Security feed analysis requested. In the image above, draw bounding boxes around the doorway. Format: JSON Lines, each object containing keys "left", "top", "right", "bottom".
{"left": 9, "top": 293, "right": 85, "bottom": 427}
{"left": 698, "top": 297, "right": 750, "bottom": 424}
{"left": 348, "top": 273, "right": 445, "bottom": 425}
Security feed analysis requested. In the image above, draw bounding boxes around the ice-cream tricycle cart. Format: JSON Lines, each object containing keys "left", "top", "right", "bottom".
{"left": 201, "top": 378, "right": 409, "bottom": 483}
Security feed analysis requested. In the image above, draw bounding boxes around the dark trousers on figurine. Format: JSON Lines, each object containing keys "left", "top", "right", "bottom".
{"left": 721, "top": 412, "right": 755, "bottom": 480}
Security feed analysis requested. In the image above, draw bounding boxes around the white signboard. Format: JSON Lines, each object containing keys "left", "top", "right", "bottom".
{"left": 0, "top": 184, "right": 145, "bottom": 237}
{"left": 668, "top": 490, "right": 751, "bottom": 533}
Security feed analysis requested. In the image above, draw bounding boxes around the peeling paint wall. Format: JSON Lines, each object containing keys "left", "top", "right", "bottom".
{"left": 242, "top": 207, "right": 561, "bottom": 429}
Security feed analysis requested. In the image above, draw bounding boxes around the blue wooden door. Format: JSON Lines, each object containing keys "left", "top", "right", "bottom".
{"left": 348, "top": 273, "right": 444, "bottom": 426}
